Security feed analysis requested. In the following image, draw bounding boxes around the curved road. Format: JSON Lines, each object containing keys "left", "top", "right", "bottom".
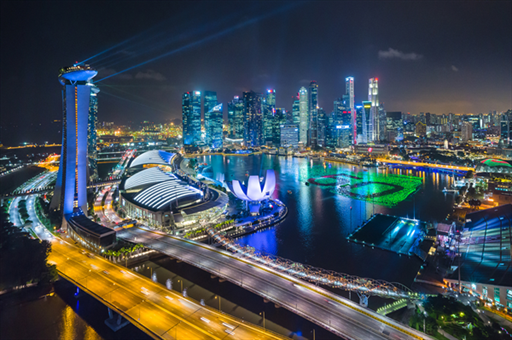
{"left": 118, "top": 227, "right": 433, "bottom": 340}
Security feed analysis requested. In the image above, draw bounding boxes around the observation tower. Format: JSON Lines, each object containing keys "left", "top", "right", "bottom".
{"left": 51, "top": 65, "right": 98, "bottom": 218}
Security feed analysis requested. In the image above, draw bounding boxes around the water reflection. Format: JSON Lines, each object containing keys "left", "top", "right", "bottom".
{"left": 200, "top": 155, "right": 458, "bottom": 287}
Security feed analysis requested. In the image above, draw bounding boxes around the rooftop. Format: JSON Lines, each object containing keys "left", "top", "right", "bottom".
{"left": 450, "top": 204, "right": 512, "bottom": 286}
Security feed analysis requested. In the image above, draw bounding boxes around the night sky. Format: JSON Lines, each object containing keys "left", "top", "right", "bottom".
{"left": 1, "top": 1, "right": 511, "bottom": 145}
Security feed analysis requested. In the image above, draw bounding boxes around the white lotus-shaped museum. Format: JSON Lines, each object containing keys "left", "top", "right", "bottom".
{"left": 228, "top": 170, "right": 276, "bottom": 202}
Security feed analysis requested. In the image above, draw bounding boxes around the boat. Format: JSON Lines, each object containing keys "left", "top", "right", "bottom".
{"left": 269, "top": 148, "right": 278, "bottom": 155}
{"left": 378, "top": 164, "right": 387, "bottom": 170}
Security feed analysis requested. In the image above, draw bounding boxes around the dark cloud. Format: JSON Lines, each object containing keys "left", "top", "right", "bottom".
{"left": 378, "top": 48, "right": 423, "bottom": 61}
{"left": 135, "top": 70, "right": 166, "bottom": 81}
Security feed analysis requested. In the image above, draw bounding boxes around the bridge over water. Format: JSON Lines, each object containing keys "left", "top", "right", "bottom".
{"left": 118, "top": 227, "right": 432, "bottom": 340}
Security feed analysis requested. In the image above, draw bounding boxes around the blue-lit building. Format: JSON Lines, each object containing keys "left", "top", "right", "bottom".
{"left": 204, "top": 91, "right": 218, "bottom": 146}
{"left": 88, "top": 85, "right": 99, "bottom": 181}
{"left": 280, "top": 124, "right": 299, "bottom": 148}
{"left": 445, "top": 204, "right": 512, "bottom": 310}
{"left": 49, "top": 64, "right": 117, "bottom": 251}
{"left": 292, "top": 98, "right": 300, "bottom": 126}
{"left": 308, "top": 81, "right": 318, "bottom": 147}
{"left": 52, "top": 65, "right": 98, "bottom": 216}
{"left": 228, "top": 96, "right": 244, "bottom": 139}
{"left": 272, "top": 108, "right": 286, "bottom": 146}
{"left": 208, "top": 104, "right": 223, "bottom": 149}
{"left": 263, "top": 89, "right": 275, "bottom": 145}
{"left": 182, "top": 91, "right": 202, "bottom": 145}
{"left": 243, "top": 91, "right": 263, "bottom": 147}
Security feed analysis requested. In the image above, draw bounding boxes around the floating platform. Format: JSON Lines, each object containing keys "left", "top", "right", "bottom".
{"left": 348, "top": 214, "right": 429, "bottom": 258}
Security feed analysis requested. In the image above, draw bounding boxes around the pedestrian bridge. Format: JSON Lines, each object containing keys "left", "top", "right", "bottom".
{"left": 3, "top": 180, "right": 121, "bottom": 200}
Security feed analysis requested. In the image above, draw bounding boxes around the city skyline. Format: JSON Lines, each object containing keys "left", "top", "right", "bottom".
{"left": 1, "top": 1, "right": 511, "bottom": 139}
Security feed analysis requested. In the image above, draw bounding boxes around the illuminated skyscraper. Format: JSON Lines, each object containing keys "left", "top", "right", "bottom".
{"left": 298, "top": 87, "right": 308, "bottom": 145}
{"left": 308, "top": 81, "right": 318, "bottom": 147}
{"left": 243, "top": 91, "right": 263, "bottom": 147}
{"left": 192, "top": 91, "right": 202, "bottom": 143}
{"left": 182, "top": 92, "right": 193, "bottom": 145}
{"left": 292, "top": 97, "right": 300, "bottom": 125}
{"left": 228, "top": 96, "right": 244, "bottom": 139}
{"left": 203, "top": 91, "right": 218, "bottom": 146}
{"left": 51, "top": 65, "right": 98, "bottom": 216}
{"left": 368, "top": 78, "right": 379, "bottom": 141}
{"left": 87, "top": 85, "right": 99, "bottom": 182}
{"left": 208, "top": 103, "right": 223, "bottom": 149}
{"left": 263, "top": 89, "right": 276, "bottom": 144}
{"left": 345, "top": 77, "right": 355, "bottom": 143}
{"left": 317, "top": 107, "right": 326, "bottom": 147}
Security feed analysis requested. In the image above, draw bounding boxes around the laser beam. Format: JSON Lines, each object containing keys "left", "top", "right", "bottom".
{"left": 95, "top": 3, "right": 299, "bottom": 83}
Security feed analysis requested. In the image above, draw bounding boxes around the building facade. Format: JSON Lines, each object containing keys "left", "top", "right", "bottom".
{"left": 243, "top": 91, "right": 263, "bottom": 147}
{"left": 280, "top": 124, "right": 299, "bottom": 148}
{"left": 308, "top": 81, "right": 318, "bottom": 147}
{"left": 52, "top": 65, "right": 98, "bottom": 216}
{"left": 182, "top": 91, "right": 202, "bottom": 145}
{"left": 227, "top": 96, "right": 244, "bottom": 139}
{"left": 203, "top": 91, "right": 218, "bottom": 146}
{"left": 88, "top": 85, "right": 99, "bottom": 182}
{"left": 298, "top": 87, "right": 308, "bottom": 145}
{"left": 368, "top": 78, "right": 379, "bottom": 142}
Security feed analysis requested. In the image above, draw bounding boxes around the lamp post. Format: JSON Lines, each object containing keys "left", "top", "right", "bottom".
{"left": 178, "top": 279, "right": 183, "bottom": 293}
{"left": 259, "top": 311, "right": 265, "bottom": 330}
{"left": 215, "top": 295, "right": 221, "bottom": 312}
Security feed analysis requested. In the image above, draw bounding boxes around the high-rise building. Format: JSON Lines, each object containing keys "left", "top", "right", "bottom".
{"left": 208, "top": 104, "right": 223, "bottom": 149}
{"left": 182, "top": 92, "right": 200, "bottom": 145}
{"left": 243, "top": 91, "right": 263, "bottom": 147}
{"left": 325, "top": 111, "right": 336, "bottom": 149}
{"left": 51, "top": 65, "right": 98, "bottom": 216}
{"left": 292, "top": 98, "right": 300, "bottom": 125}
{"left": 385, "top": 111, "right": 403, "bottom": 142}
{"left": 203, "top": 91, "right": 218, "bottom": 145}
{"left": 461, "top": 122, "right": 473, "bottom": 142}
{"left": 280, "top": 124, "right": 299, "bottom": 148}
{"left": 345, "top": 77, "right": 355, "bottom": 143}
{"left": 87, "top": 85, "right": 99, "bottom": 182}
{"left": 317, "top": 107, "right": 326, "bottom": 147}
{"left": 378, "top": 105, "right": 387, "bottom": 142}
{"left": 308, "top": 81, "right": 318, "bottom": 147}
{"left": 298, "top": 87, "right": 308, "bottom": 145}
{"left": 500, "top": 111, "right": 511, "bottom": 146}
{"left": 272, "top": 108, "right": 286, "bottom": 146}
{"left": 358, "top": 101, "right": 373, "bottom": 144}
{"left": 227, "top": 96, "right": 244, "bottom": 139}
{"left": 263, "top": 89, "right": 276, "bottom": 145}
{"left": 192, "top": 91, "right": 202, "bottom": 143}
{"left": 355, "top": 105, "right": 365, "bottom": 144}
{"left": 368, "top": 78, "right": 379, "bottom": 141}
{"left": 425, "top": 112, "right": 431, "bottom": 126}
{"left": 415, "top": 121, "right": 427, "bottom": 138}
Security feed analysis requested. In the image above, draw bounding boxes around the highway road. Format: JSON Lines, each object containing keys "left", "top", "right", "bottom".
{"left": 8, "top": 170, "right": 56, "bottom": 232}
{"left": 11, "top": 183, "right": 284, "bottom": 340}
{"left": 118, "top": 227, "right": 434, "bottom": 340}
{"left": 48, "top": 239, "right": 285, "bottom": 340}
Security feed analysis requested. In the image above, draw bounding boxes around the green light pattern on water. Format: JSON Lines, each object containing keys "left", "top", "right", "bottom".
{"left": 303, "top": 163, "right": 422, "bottom": 207}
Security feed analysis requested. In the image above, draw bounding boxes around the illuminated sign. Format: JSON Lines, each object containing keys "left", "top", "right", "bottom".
{"left": 368, "top": 147, "right": 373, "bottom": 153}
{"left": 195, "top": 91, "right": 201, "bottom": 95}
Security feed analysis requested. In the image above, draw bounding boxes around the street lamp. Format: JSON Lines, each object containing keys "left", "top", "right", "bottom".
{"left": 215, "top": 295, "right": 221, "bottom": 312}
{"left": 259, "top": 311, "right": 265, "bottom": 329}
{"left": 178, "top": 279, "right": 183, "bottom": 293}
